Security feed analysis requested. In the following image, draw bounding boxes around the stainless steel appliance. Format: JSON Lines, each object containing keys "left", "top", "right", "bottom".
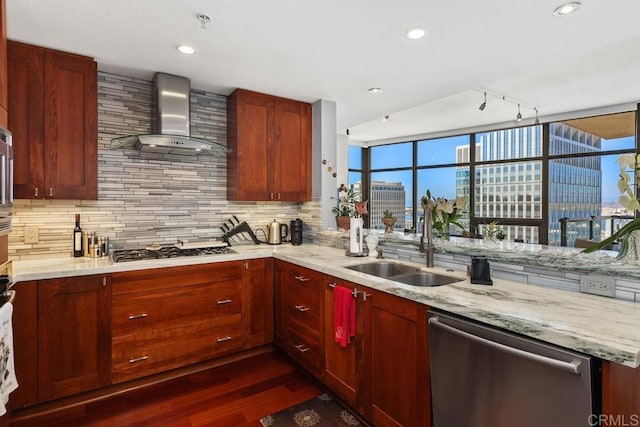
{"left": 110, "top": 73, "right": 230, "bottom": 156}
{"left": 266, "top": 219, "right": 288, "bottom": 245}
{"left": 111, "top": 245, "right": 235, "bottom": 263}
{"left": 0, "top": 127, "right": 12, "bottom": 236}
{"left": 428, "top": 310, "right": 599, "bottom": 427}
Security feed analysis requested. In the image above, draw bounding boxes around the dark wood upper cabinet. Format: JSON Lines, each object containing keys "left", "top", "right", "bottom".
{"left": 227, "top": 89, "right": 311, "bottom": 202}
{"left": 8, "top": 41, "right": 97, "bottom": 200}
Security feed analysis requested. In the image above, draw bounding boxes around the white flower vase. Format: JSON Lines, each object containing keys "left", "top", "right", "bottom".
{"left": 619, "top": 230, "right": 640, "bottom": 264}
{"left": 366, "top": 234, "right": 379, "bottom": 257}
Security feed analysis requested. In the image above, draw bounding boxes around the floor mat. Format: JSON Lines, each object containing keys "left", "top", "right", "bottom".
{"left": 259, "top": 393, "right": 367, "bottom": 426}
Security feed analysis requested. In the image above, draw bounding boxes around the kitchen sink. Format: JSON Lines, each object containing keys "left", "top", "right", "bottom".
{"left": 388, "top": 271, "right": 461, "bottom": 287}
{"left": 345, "top": 261, "right": 419, "bottom": 277}
{"left": 344, "top": 261, "right": 461, "bottom": 287}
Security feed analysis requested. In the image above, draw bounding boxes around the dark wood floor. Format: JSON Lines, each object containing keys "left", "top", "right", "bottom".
{"left": 15, "top": 351, "right": 323, "bottom": 427}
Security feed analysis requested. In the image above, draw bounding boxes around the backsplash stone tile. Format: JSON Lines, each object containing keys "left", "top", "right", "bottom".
{"left": 9, "top": 72, "right": 316, "bottom": 260}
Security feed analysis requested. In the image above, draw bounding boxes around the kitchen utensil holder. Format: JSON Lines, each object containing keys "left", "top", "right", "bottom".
{"left": 221, "top": 221, "right": 260, "bottom": 246}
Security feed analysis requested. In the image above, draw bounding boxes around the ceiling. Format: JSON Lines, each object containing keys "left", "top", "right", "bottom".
{"left": 7, "top": 0, "right": 640, "bottom": 144}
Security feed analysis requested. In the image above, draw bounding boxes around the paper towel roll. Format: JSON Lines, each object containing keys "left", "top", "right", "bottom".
{"left": 349, "top": 217, "right": 364, "bottom": 254}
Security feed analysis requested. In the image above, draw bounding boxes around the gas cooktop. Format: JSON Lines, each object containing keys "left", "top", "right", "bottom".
{"left": 111, "top": 246, "right": 236, "bottom": 263}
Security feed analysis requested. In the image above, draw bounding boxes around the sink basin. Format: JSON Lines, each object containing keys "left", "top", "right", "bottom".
{"left": 344, "top": 261, "right": 461, "bottom": 287}
{"left": 345, "top": 261, "right": 418, "bottom": 277}
{"left": 390, "top": 271, "right": 462, "bottom": 287}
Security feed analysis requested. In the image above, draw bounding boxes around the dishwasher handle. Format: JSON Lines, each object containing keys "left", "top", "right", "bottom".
{"left": 428, "top": 316, "right": 582, "bottom": 375}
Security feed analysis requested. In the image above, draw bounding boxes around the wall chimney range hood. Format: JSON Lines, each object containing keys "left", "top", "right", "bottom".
{"left": 111, "top": 73, "right": 230, "bottom": 156}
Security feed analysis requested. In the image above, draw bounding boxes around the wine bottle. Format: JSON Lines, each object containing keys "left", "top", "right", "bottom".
{"left": 73, "top": 214, "right": 83, "bottom": 257}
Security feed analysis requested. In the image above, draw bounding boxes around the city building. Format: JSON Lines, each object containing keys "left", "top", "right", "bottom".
{"left": 456, "top": 124, "right": 603, "bottom": 245}
{"left": 354, "top": 181, "right": 406, "bottom": 230}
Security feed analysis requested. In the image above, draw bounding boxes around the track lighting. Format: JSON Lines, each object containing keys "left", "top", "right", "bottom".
{"left": 474, "top": 88, "right": 539, "bottom": 124}
{"left": 479, "top": 92, "right": 487, "bottom": 111}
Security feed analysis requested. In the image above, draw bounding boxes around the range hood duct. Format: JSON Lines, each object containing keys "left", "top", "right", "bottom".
{"left": 111, "top": 73, "right": 230, "bottom": 156}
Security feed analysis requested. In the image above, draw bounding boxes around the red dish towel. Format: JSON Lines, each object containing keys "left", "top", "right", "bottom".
{"left": 334, "top": 285, "right": 356, "bottom": 348}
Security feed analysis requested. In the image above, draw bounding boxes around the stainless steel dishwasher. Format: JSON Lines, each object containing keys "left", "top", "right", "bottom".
{"left": 428, "top": 310, "right": 600, "bottom": 427}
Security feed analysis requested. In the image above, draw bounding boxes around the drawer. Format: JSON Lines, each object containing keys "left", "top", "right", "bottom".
{"left": 283, "top": 325, "right": 322, "bottom": 375}
{"left": 285, "top": 265, "right": 325, "bottom": 288}
{"left": 112, "top": 313, "right": 241, "bottom": 383}
{"left": 113, "top": 280, "right": 241, "bottom": 335}
{"left": 112, "top": 261, "right": 243, "bottom": 294}
{"left": 282, "top": 281, "right": 322, "bottom": 332}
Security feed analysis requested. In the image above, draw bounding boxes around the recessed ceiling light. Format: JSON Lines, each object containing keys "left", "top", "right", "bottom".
{"left": 177, "top": 45, "right": 196, "bottom": 55}
{"left": 368, "top": 88, "right": 383, "bottom": 94}
{"left": 553, "top": 2, "right": 581, "bottom": 16}
{"left": 406, "top": 28, "right": 425, "bottom": 40}
{"left": 382, "top": 115, "right": 390, "bottom": 122}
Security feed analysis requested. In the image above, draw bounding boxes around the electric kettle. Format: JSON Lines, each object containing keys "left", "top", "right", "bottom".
{"left": 266, "top": 219, "right": 289, "bottom": 245}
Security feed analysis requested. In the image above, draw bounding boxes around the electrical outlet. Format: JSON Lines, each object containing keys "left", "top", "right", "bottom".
{"left": 24, "top": 226, "right": 39, "bottom": 244}
{"left": 580, "top": 274, "right": 615, "bottom": 297}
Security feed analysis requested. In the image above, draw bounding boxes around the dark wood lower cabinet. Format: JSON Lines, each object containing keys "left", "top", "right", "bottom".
{"left": 602, "top": 361, "right": 640, "bottom": 426}
{"left": 37, "top": 274, "right": 111, "bottom": 402}
{"left": 323, "top": 277, "right": 366, "bottom": 414}
{"left": 242, "top": 258, "right": 274, "bottom": 349}
{"left": 367, "top": 289, "right": 430, "bottom": 427}
{"left": 10, "top": 281, "right": 38, "bottom": 410}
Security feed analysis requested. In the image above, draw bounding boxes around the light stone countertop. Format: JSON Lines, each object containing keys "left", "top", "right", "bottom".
{"left": 11, "top": 243, "right": 640, "bottom": 368}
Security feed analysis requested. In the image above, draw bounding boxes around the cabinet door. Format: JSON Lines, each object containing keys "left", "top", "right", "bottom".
{"left": 10, "top": 281, "right": 38, "bottom": 409}
{"left": 323, "top": 278, "right": 366, "bottom": 412}
{"left": 273, "top": 98, "right": 311, "bottom": 201}
{"left": 43, "top": 50, "right": 97, "bottom": 199}
{"left": 602, "top": 361, "right": 640, "bottom": 426}
{"left": 367, "top": 290, "right": 430, "bottom": 427}
{"left": 38, "top": 274, "right": 111, "bottom": 401}
{"left": 227, "top": 89, "right": 273, "bottom": 201}
{"left": 242, "top": 258, "right": 274, "bottom": 349}
{"left": 8, "top": 41, "right": 45, "bottom": 199}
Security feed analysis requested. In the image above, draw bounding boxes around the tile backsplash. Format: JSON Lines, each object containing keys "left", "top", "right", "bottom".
{"left": 9, "top": 72, "right": 317, "bottom": 260}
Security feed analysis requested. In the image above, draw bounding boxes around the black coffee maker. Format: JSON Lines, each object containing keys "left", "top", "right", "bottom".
{"left": 470, "top": 255, "right": 493, "bottom": 285}
{"left": 290, "top": 218, "right": 304, "bottom": 246}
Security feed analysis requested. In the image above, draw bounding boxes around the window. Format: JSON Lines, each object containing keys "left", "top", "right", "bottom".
{"left": 369, "top": 143, "right": 413, "bottom": 231}
{"left": 548, "top": 113, "right": 636, "bottom": 246}
{"left": 349, "top": 110, "right": 637, "bottom": 246}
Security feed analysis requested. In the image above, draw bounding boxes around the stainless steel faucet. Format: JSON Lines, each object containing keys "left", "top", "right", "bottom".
{"left": 420, "top": 204, "right": 435, "bottom": 268}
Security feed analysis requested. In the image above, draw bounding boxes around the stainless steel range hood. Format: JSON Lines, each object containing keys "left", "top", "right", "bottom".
{"left": 111, "top": 73, "right": 230, "bottom": 156}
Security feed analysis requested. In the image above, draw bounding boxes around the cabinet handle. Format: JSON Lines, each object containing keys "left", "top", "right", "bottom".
{"left": 129, "top": 355, "right": 148, "bottom": 364}
{"left": 295, "top": 344, "right": 310, "bottom": 353}
{"left": 245, "top": 261, "right": 249, "bottom": 270}
{"left": 49, "top": 187, "right": 54, "bottom": 197}
{"left": 294, "top": 275, "right": 310, "bottom": 282}
{"left": 269, "top": 193, "right": 274, "bottom": 200}
{"left": 217, "top": 336, "right": 232, "bottom": 343}
{"left": 34, "top": 187, "right": 39, "bottom": 197}
{"left": 295, "top": 305, "right": 310, "bottom": 312}
{"left": 128, "top": 313, "right": 148, "bottom": 320}
{"left": 217, "top": 299, "right": 232, "bottom": 305}
{"left": 277, "top": 193, "right": 281, "bottom": 200}
{"left": 102, "top": 277, "right": 107, "bottom": 288}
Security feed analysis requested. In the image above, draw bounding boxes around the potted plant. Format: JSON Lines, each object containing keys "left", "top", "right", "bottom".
{"left": 332, "top": 184, "right": 358, "bottom": 231}
{"left": 382, "top": 210, "right": 397, "bottom": 234}
{"left": 421, "top": 189, "right": 468, "bottom": 239}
